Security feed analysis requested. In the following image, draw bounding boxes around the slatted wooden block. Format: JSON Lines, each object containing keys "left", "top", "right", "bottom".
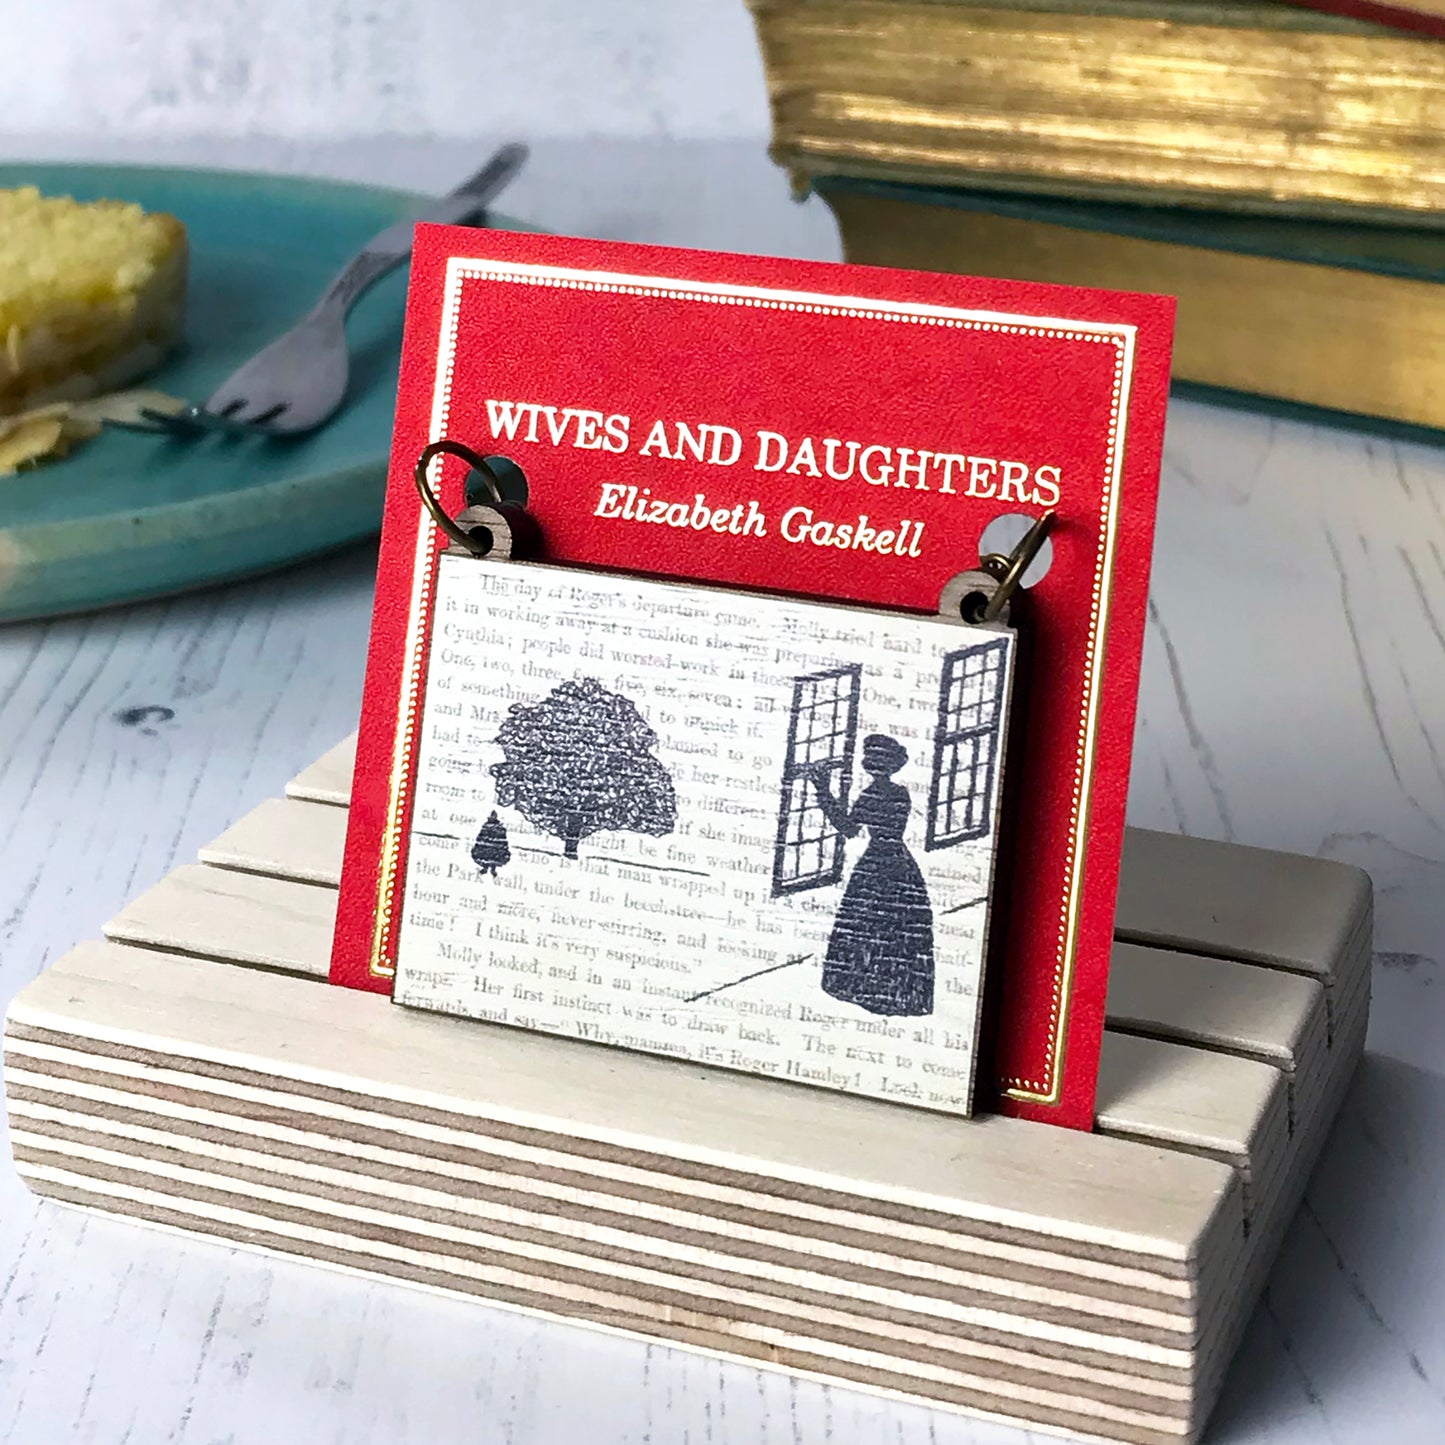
{"left": 106, "top": 863, "right": 335, "bottom": 979}
{"left": 1106, "top": 942, "right": 1328, "bottom": 1136}
{"left": 1117, "top": 828, "right": 1372, "bottom": 1045}
{"left": 199, "top": 798, "right": 348, "bottom": 887}
{"left": 284, "top": 736, "right": 356, "bottom": 807}
{"left": 4, "top": 737, "right": 1372, "bottom": 1445}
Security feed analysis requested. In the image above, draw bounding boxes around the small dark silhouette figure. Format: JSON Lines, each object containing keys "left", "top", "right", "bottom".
{"left": 491, "top": 676, "right": 677, "bottom": 859}
{"left": 808, "top": 734, "right": 935, "bottom": 1016}
{"left": 470, "top": 810, "right": 511, "bottom": 877}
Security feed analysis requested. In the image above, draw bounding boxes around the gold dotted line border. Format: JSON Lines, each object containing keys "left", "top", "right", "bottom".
{"left": 371, "top": 259, "right": 1136, "bottom": 1108}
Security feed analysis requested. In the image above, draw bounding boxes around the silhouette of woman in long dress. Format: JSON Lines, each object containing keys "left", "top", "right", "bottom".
{"left": 808, "top": 734, "right": 935, "bottom": 1016}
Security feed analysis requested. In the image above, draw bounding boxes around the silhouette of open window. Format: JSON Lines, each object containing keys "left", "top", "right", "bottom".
{"left": 771, "top": 665, "right": 862, "bottom": 896}
{"left": 926, "top": 640, "right": 1009, "bottom": 850}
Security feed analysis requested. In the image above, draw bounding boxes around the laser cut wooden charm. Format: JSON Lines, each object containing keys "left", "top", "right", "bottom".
{"left": 391, "top": 539, "right": 1019, "bottom": 1118}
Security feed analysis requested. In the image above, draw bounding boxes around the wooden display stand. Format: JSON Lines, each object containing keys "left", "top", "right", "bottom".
{"left": 3, "top": 736, "right": 1371, "bottom": 1445}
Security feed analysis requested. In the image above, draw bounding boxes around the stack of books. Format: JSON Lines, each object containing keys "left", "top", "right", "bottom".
{"left": 746, "top": 0, "right": 1445, "bottom": 431}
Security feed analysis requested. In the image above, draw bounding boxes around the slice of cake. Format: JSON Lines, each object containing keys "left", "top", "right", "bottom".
{"left": 0, "top": 186, "right": 187, "bottom": 416}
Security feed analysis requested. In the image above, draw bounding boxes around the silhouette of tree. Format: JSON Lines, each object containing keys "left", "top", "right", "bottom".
{"left": 470, "top": 810, "right": 510, "bottom": 877}
{"left": 491, "top": 677, "right": 677, "bottom": 859}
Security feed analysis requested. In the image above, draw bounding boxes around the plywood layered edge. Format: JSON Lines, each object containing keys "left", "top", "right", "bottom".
{"left": 4, "top": 737, "right": 1372, "bottom": 1445}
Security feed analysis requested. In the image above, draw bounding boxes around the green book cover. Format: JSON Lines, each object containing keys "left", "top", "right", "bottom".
{"left": 814, "top": 175, "right": 1445, "bottom": 285}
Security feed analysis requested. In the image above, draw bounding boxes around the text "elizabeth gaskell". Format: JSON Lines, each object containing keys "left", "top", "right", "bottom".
{"left": 593, "top": 484, "right": 925, "bottom": 557}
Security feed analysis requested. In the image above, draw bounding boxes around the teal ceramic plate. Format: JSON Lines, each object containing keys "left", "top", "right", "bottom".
{"left": 0, "top": 163, "right": 514, "bottom": 623}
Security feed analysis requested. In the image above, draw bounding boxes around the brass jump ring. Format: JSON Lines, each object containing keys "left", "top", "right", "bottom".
{"left": 981, "top": 510, "right": 1055, "bottom": 623}
{"left": 414, "top": 439, "right": 507, "bottom": 556}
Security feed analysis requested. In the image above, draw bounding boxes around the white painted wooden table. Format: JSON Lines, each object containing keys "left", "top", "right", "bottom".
{"left": 3, "top": 135, "right": 1444, "bottom": 1445}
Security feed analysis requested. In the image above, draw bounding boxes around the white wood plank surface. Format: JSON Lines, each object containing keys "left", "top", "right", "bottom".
{"left": 2, "top": 127, "right": 1436, "bottom": 1445}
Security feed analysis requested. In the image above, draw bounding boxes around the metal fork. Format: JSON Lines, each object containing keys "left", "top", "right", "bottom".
{"left": 143, "top": 143, "right": 528, "bottom": 438}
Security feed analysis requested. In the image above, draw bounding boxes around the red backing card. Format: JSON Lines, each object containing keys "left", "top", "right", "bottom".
{"left": 1273, "top": 0, "right": 1445, "bottom": 36}
{"left": 332, "top": 227, "right": 1174, "bottom": 1129}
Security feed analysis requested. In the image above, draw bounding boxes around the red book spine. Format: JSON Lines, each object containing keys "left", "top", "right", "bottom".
{"left": 1276, "top": 0, "right": 1445, "bottom": 37}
